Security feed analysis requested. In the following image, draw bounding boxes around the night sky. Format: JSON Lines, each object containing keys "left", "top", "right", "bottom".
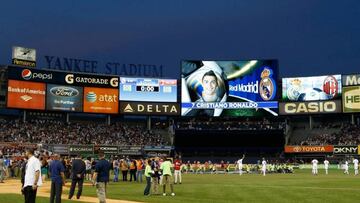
{"left": 1, "top": 0, "right": 359, "bottom": 78}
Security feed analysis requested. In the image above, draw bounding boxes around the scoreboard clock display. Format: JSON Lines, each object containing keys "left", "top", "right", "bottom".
{"left": 120, "top": 77, "right": 177, "bottom": 102}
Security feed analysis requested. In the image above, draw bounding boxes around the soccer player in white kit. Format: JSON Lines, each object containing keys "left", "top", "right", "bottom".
{"left": 311, "top": 159, "right": 318, "bottom": 175}
{"left": 237, "top": 154, "right": 245, "bottom": 175}
{"left": 344, "top": 161, "right": 349, "bottom": 175}
{"left": 261, "top": 158, "right": 267, "bottom": 176}
{"left": 353, "top": 158, "right": 359, "bottom": 175}
{"left": 324, "top": 159, "right": 329, "bottom": 175}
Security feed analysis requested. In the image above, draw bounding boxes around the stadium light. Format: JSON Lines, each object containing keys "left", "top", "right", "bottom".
{"left": 227, "top": 60, "right": 257, "bottom": 79}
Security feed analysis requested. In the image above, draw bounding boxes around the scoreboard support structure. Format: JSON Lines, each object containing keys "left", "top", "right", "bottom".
{"left": 66, "top": 113, "right": 69, "bottom": 123}
{"left": 23, "top": 110, "right": 26, "bottom": 122}
{"left": 107, "top": 115, "right": 111, "bottom": 126}
{"left": 147, "top": 116, "right": 151, "bottom": 131}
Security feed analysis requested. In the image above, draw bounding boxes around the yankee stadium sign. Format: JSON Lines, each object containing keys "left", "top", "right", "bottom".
{"left": 43, "top": 55, "right": 164, "bottom": 77}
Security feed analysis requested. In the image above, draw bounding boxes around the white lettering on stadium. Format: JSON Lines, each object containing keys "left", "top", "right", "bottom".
{"left": 8, "top": 86, "right": 45, "bottom": 95}
{"left": 137, "top": 104, "right": 178, "bottom": 113}
{"left": 229, "top": 81, "right": 259, "bottom": 93}
{"left": 192, "top": 102, "right": 258, "bottom": 109}
{"left": 345, "top": 75, "right": 360, "bottom": 86}
{"left": 65, "top": 74, "right": 118, "bottom": 87}
{"left": 75, "top": 77, "right": 108, "bottom": 85}
{"left": 284, "top": 101, "right": 337, "bottom": 113}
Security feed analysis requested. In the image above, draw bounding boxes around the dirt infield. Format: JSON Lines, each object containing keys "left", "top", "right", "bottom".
{"left": 0, "top": 179, "right": 142, "bottom": 203}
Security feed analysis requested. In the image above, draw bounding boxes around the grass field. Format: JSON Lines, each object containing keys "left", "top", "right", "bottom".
{"left": 2, "top": 169, "right": 360, "bottom": 203}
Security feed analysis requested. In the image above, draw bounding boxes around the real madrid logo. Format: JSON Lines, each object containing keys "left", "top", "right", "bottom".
{"left": 287, "top": 79, "right": 302, "bottom": 101}
{"left": 259, "top": 68, "right": 276, "bottom": 101}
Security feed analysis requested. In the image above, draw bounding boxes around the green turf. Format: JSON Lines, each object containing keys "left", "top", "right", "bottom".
{"left": 2, "top": 169, "right": 360, "bottom": 203}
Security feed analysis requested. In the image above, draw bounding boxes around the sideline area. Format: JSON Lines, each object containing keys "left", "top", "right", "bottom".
{"left": 0, "top": 179, "right": 142, "bottom": 203}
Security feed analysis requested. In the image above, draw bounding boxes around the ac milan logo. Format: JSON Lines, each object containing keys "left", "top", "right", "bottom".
{"left": 323, "top": 76, "right": 338, "bottom": 99}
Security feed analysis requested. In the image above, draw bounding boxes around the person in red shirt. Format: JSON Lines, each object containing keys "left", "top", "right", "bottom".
{"left": 174, "top": 156, "right": 182, "bottom": 184}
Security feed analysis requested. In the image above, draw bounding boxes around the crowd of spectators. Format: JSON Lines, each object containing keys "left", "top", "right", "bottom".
{"left": 301, "top": 124, "right": 360, "bottom": 145}
{"left": 0, "top": 119, "right": 168, "bottom": 146}
{"left": 176, "top": 118, "right": 284, "bottom": 131}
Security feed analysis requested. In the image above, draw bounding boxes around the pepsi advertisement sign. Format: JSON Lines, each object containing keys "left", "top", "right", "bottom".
{"left": 46, "top": 84, "right": 83, "bottom": 112}
{"left": 8, "top": 66, "right": 119, "bottom": 88}
{"left": 181, "top": 60, "right": 278, "bottom": 117}
{"left": 8, "top": 66, "right": 63, "bottom": 83}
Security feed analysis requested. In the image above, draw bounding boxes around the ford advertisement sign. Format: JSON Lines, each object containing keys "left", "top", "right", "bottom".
{"left": 46, "top": 84, "right": 83, "bottom": 112}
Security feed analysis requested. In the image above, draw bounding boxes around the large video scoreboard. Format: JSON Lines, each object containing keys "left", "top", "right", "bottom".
{"left": 181, "top": 60, "right": 279, "bottom": 117}
{"left": 119, "top": 77, "right": 177, "bottom": 102}
{"left": 119, "top": 77, "right": 179, "bottom": 115}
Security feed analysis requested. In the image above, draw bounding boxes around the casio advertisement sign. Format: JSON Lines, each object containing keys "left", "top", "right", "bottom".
{"left": 279, "top": 100, "right": 342, "bottom": 115}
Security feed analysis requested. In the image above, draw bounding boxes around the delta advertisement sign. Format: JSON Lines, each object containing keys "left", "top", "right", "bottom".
{"left": 120, "top": 101, "right": 180, "bottom": 116}
{"left": 7, "top": 80, "right": 46, "bottom": 110}
{"left": 83, "top": 87, "right": 119, "bottom": 114}
{"left": 284, "top": 145, "right": 334, "bottom": 153}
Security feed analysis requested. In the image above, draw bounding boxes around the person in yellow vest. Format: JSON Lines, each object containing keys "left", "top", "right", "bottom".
{"left": 136, "top": 159, "right": 144, "bottom": 183}
{"left": 120, "top": 160, "right": 128, "bottom": 181}
{"left": 129, "top": 160, "right": 137, "bottom": 182}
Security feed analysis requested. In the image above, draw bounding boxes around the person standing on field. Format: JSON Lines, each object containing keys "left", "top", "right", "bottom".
{"left": 136, "top": 159, "right": 144, "bottom": 183}
{"left": 68, "top": 154, "right": 86, "bottom": 200}
{"left": 151, "top": 158, "right": 160, "bottom": 195}
{"left": 353, "top": 158, "right": 358, "bottom": 175}
{"left": 261, "top": 158, "right": 267, "bottom": 176}
{"left": 311, "top": 159, "right": 318, "bottom": 175}
{"left": 174, "top": 156, "right": 182, "bottom": 184}
{"left": 237, "top": 154, "right": 245, "bottom": 176}
{"left": 112, "top": 157, "right": 119, "bottom": 182}
{"left": 85, "top": 158, "right": 92, "bottom": 181}
{"left": 160, "top": 158, "right": 175, "bottom": 196}
{"left": 92, "top": 152, "right": 111, "bottom": 203}
{"left": 120, "top": 159, "right": 128, "bottom": 181}
{"left": 344, "top": 160, "right": 349, "bottom": 175}
{"left": 324, "top": 159, "right": 329, "bottom": 175}
{"left": 49, "top": 154, "right": 66, "bottom": 203}
{"left": 144, "top": 160, "right": 152, "bottom": 196}
{"left": 23, "top": 148, "right": 43, "bottom": 203}
{"left": 0, "top": 155, "right": 5, "bottom": 183}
